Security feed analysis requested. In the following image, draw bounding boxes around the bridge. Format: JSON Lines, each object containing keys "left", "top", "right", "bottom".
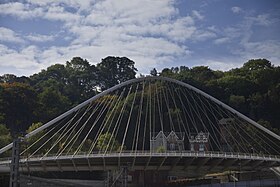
{"left": 0, "top": 76, "right": 280, "bottom": 185}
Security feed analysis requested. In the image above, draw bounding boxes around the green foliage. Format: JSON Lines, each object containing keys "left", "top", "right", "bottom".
{"left": 0, "top": 82, "right": 37, "bottom": 132}
{"left": 80, "top": 139, "right": 93, "bottom": 152}
{"left": 216, "top": 75, "right": 256, "bottom": 97}
{"left": 229, "top": 95, "right": 246, "bottom": 113}
{"left": 229, "top": 95, "right": 245, "bottom": 107}
{"left": 190, "top": 66, "right": 216, "bottom": 83}
{"left": 96, "top": 132, "right": 120, "bottom": 152}
{"left": 37, "top": 88, "right": 71, "bottom": 121}
{"left": 65, "top": 57, "right": 99, "bottom": 103}
{"left": 156, "top": 145, "right": 166, "bottom": 153}
{"left": 258, "top": 119, "right": 280, "bottom": 135}
{"left": 0, "top": 74, "right": 17, "bottom": 83}
{"left": 97, "top": 56, "right": 137, "bottom": 89}
{"left": 243, "top": 59, "right": 272, "bottom": 71}
{"left": 0, "top": 56, "right": 138, "bottom": 133}
{"left": 0, "top": 57, "right": 279, "bottom": 136}
{"left": 150, "top": 68, "right": 158, "bottom": 76}
{"left": 25, "top": 122, "right": 44, "bottom": 154}
{"left": 0, "top": 124, "right": 12, "bottom": 148}
{"left": 158, "top": 58, "right": 280, "bottom": 129}
{"left": 0, "top": 124, "right": 12, "bottom": 157}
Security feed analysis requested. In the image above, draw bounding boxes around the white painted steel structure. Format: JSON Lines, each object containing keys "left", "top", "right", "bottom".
{"left": 0, "top": 76, "right": 280, "bottom": 175}
{"left": 1, "top": 76, "right": 279, "bottom": 155}
{"left": 0, "top": 151, "right": 279, "bottom": 173}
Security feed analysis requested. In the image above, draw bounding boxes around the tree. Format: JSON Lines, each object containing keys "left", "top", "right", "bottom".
{"left": 229, "top": 95, "right": 246, "bottom": 113}
{"left": 0, "top": 74, "right": 17, "bottom": 83}
{"left": 25, "top": 122, "right": 44, "bottom": 154}
{"left": 216, "top": 75, "right": 256, "bottom": 97}
{"left": 150, "top": 68, "right": 158, "bottom": 76}
{"left": 97, "top": 56, "right": 137, "bottom": 89}
{"left": 0, "top": 124, "right": 12, "bottom": 148}
{"left": 37, "top": 88, "right": 71, "bottom": 122}
{"left": 242, "top": 59, "right": 272, "bottom": 71}
{"left": 190, "top": 66, "right": 216, "bottom": 83}
{"left": 31, "top": 64, "right": 70, "bottom": 99}
{"left": 0, "top": 82, "right": 37, "bottom": 133}
{"left": 257, "top": 119, "right": 280, "bottom": 135}
{"left": 156, "top": 145, "right": 166, "bottom": 153}
{"left": 26, "top": 122, "right": 43, "bottom": 139}
{"left": 241, "top": 59, "right": 275, "bottom": 93}
{"left": 96, "top": 132, "right": 120, "bottom": 152}
{"left": 65, "top": 57, "right": 99, "bottom": 102}
{"left": 31, "top": 64, "right": 67, "bottom": 87}
{"left": 0, "top": 124, "right": 12, "bottom": 157}
{"left": 161, "top": 68, "right": 175, "bottom": 78}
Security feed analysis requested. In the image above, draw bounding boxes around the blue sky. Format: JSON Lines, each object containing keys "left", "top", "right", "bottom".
{"left": 0, "top": 0, "right": 279, "bottom": 76}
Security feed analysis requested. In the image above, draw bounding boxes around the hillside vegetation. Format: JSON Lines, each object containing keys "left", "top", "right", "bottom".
{"left": 0, "top": 57, "right": 279, "bottom": 137}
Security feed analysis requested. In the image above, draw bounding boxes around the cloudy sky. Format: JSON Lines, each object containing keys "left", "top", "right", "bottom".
{"left": 0, "top": 0, "right": 279, "bottom": 76}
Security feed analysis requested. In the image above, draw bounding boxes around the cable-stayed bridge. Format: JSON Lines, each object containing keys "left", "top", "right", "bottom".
{"left": 0, "top": 76, "right": 280, "bottom": 182}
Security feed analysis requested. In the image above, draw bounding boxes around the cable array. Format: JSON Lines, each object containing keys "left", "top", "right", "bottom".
{"left": 20, "top": 78, "right": 280, "bottom": 159}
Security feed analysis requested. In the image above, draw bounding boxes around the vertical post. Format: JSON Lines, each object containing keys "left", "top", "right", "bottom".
{"left": 105, "top": 170, "right": 111, "bottom": 187}
{"left": 239, "top": 161, "right": 242, "bottom": 180}
{"left": 123, "top": 166, "right": 127, "bottom": 187}
{"left": 9, "top": 137, "right": 21, "bottom": 187}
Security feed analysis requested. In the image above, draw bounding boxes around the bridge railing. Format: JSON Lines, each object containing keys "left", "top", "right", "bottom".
{"left": 1, "top": 150, "right": 279, "bottom": 163}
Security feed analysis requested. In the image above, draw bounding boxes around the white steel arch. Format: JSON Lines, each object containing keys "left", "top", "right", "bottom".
{"left": 1, "top": 76, "right": 279, "bottom": 155}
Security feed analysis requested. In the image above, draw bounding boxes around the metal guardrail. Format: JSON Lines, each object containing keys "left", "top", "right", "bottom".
{"left": 1, "top": 151, "right": 279, "bottom": 164}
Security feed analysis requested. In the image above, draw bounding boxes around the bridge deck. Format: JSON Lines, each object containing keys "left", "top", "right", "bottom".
{"left": 1, "top": 151, "right": 279, "bottom": 174}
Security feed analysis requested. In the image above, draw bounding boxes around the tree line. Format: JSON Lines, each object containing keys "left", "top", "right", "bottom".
{"left": 0, "top": 57, "right": 279, "bottom": 146}
{"left": 157, "top": 59, "right": 280, "bottom": 133}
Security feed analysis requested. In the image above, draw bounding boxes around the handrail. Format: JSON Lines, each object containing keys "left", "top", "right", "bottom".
{"left": 1, "top": 151, "right": 279, "bottom": 164}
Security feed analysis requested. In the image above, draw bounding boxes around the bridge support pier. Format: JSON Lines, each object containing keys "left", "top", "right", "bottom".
{"left": 106, "top": 166, "right": 128, "bottom": 187}
{"left": 105, "top": 170, "right": 111, "bottom": 187}
{"left": 121, "top": 166, "right": 128, "bottom": 187}
{"left": 9, "top": 137, "right": 21, "bottom": 187}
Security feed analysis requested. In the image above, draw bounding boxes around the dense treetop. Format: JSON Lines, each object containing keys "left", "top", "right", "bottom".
{"left": 0, "top": 57, "right": 279, "bottom": 136}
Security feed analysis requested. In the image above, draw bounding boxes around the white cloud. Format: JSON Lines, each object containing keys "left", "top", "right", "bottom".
{"left": 192, "top": 10, "right": 204, "bottom": 20}
{"left": 231, "top": 6, "right": 242, "bottom": 14}
{"left": 248, "top": 14, "right": 274, "bottom": 26}
{"left": 0, "top": 2, "right": 44, "bottom": 19}
{"left": 51, "top": 0, "right": 200, "bottom": 66}
{"left": 192, "top": 30, "right": 216, "bottom": 42}
{"left": 0, "top": 44, "right": 15, "bottom": 55}
{"left": 0, "top": 2, "right": 81, "bottom": 22}
{"left": 44, "top": 5, "right": 82, "bottom": 23}
{"left": 26, "top": 0, "right": 94, "bottom": 11}
{"left": 214, "top": 14, "right": 280, "bottom": 66}
{"left": 166, "top": 17, "right": 196, "bottom": 42}
{"left": 214, "top": 37, "right": 230, "bottom": 45}
{"left": 0, "top": 44, "right": 43, "bottom": 75}
{"left": 236, "top": 40, "right": 280, "bottom": 61}
{"left": 41, "top": 37, "right": 191, "bottom": 72}
{"left": 212, "top": 26, "right": 241, "bottom": 46}
{"left": 0, "top": 26, "right": 54, "bottom": 45}
{"left": 90, "top": 0, "right": 177, "bottom": 25}
{"left": 25, "top": 33, "right": 55, "bottom": 42}
{"left": 0, "top": 27, "right": 24, "bottom": 43}
{"left": 0, "top": 0, "right": 237, "bottom": 76}
{"left": 203, "top": 59, "right": 243, "bottom": 71}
